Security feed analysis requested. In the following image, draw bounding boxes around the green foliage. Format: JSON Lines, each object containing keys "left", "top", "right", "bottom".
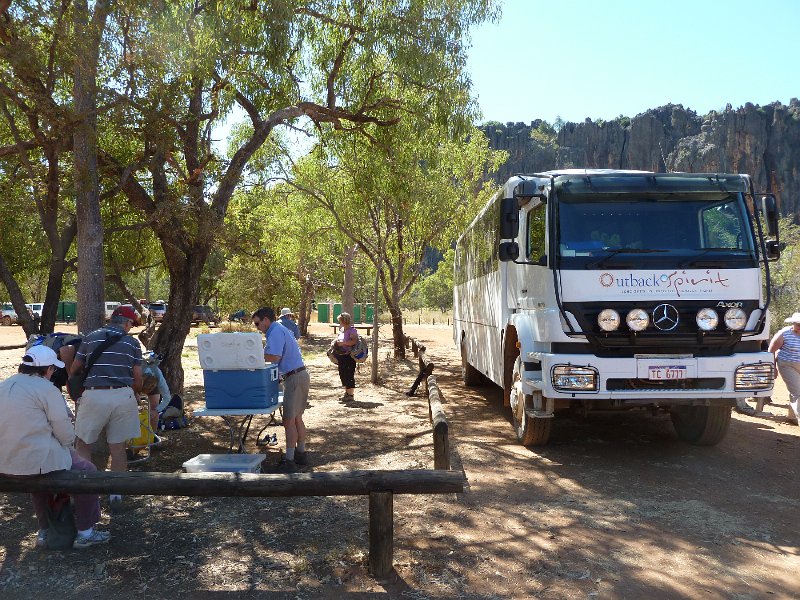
{"left": 768, "top": 217, "right": 800, "bottom": 330}
{"left": 410, "top": 248, "right": 455, "bottom": 311}
{"left": 530, "top": 120, "right": 557, "bottom": 146}
{"left": 292, "top": 112, "right": 503, "bottom": 323}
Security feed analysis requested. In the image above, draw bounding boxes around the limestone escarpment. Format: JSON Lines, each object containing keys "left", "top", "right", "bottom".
{"left": 482, "top": 100, "right": 800, "bottom": 216}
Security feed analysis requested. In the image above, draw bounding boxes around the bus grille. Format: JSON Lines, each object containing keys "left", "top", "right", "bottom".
{"left": 606, "top": 378, "right": 726, "bottom": 391}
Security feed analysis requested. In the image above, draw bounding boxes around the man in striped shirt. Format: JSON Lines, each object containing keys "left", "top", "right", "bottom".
{"left": 70, "top": 305, "right": 143, "bottom": 513}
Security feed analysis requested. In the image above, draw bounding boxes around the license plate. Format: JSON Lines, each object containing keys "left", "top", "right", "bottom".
{"left": 648, "top": 366, "right": 688, "bottom": 380}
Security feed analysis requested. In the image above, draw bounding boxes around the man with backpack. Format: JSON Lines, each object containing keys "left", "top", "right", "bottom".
{"left": 70, "top": 305, "right": 143, "bottom": 514}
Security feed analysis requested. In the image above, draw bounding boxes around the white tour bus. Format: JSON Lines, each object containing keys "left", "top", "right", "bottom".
{"left": 454, "top": 170, "right": 781, "bottom": 446}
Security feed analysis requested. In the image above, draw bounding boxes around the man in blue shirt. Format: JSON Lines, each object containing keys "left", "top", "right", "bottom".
{"left": 252, "top": 307, "right": 310, "bottom": 472}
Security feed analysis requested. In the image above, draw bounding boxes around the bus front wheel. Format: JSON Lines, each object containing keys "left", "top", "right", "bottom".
{"left": 461, "top": 339, "right": 483, "bottom": 386}
{"left": 670, "top": 404, "right": 731, "bottom": 446}
{"left": 510, "top": 358, "right": 551, "bottom": 446}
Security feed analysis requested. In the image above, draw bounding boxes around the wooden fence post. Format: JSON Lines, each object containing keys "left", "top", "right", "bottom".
{"left": 427, "top": 376, "right": 450, "bottom": 470}
{"left": 368, "top": 491, "right": 393, "bottom": 577}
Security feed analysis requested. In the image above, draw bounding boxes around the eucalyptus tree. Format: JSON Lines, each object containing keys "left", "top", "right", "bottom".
{"left": 292, "top": 120, "right": 504, "bottom": 356}
{"left": 0, "top": 1, "right": 84, "bottom": 334}
{"left": 2, "top": 0, "right": 497, "bottom": 389}
{"left": 97, "top": 0, "right": 497, "bottom": 389}
{"left": 221, "top": 181, "right": 348, "bottom": 335}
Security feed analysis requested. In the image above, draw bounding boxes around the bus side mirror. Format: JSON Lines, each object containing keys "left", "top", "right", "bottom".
{"left": 499, "top": 241, "right": 519, "bottom": 262}
{"left": 500, "top": 198, "right": 519, "bottom": 239}
{"left": 765, "top": 239, "right": 783, "bottom": 261}
{"left": 760, "top": 195, "right": 779, "bottom": 237}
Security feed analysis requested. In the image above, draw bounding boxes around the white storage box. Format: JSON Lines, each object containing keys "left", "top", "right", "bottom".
{"left": 197, "top": 332, "right": 265, "bottom": 370}
{"left": 182, "top": 453, "right": 265, "bottom": 473}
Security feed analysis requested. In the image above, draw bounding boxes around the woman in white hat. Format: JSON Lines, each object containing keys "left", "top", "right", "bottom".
{"left": 0, "top": 346, "right": 110, "bottom": 548}
{"left": 767, "top": 312, "right": 800, "bottom": 425}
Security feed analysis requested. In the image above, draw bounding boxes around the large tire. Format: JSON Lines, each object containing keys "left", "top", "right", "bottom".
{"left": 671, "top": 405, "right": 732, "bottom": 446}
{"left": 461, "top": 339, "right": 483, "bottom": 386}
{"left": 1, "top": 315, "right": 10, "bottom": 326}
{"left": 510, "top": 357, "right": 552, "bottom": 446}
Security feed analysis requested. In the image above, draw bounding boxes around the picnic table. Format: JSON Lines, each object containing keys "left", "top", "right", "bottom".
{"left": 193, "top": 396, "right": 283, "bottom": 453}
{"left": 329, "top": 324, "right": 373, "bottom": 336}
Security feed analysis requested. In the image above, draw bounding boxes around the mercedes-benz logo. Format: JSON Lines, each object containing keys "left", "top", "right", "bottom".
{"left": 652, "top": 303, "right": 679, "bottom": 331}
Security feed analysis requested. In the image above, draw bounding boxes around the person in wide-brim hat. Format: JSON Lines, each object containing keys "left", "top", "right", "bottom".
{"left": 784, "top": 312, "right": 800, "bottom": 324}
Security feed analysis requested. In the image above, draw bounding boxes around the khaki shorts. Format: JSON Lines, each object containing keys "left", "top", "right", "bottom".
{"left": 282, "top": 368, "right": 310, "bottom": 420}
{"left": 75, "top": 387, "right": 139, "bottom": 444}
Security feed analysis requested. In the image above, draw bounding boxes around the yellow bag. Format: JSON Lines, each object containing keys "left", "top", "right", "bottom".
{"left": 129, "top": 409, "right": 154, "bottom": 448}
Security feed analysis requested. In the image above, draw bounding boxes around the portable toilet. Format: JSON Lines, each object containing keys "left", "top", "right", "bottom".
{"left": 333, "top": 303, "right": 342, "bottom": 322}
{"left": 353, "top": 304, "right": 362, "bottom": 323}
{"left": 365, "top": 304, "right": 374, "bottom": 323}
{"left": 317, "top": 302, "right": 330, "bottom": 323}
{"left": 57, "top": 301, "right": 77, "bottom": 323}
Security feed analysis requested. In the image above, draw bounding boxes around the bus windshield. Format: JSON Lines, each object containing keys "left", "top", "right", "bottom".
{"left": 556, "top": 193, "right": 757, "bottom": 269}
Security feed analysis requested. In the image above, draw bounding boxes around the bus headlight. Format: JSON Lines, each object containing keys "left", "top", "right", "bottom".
{"left": 626, "top": 308, "right": 649, "bottom": 332}
{"left": 735, "top": 363, "right": 774, "bottom": 390}
{"left": 598, "top": 309, "right": 620, "bottom": 332}
{"left": 552, "top": 365, "right": 598, "bottom": 391}
{"left": 696, "top": 308, "right": 718, "bottom": 331}
{"left": 724, "top": 308, "right": 747, "bottom": 331}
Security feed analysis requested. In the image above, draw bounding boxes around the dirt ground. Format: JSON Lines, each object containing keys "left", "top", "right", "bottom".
{"left": 0, "top": 321, "right": 798, "bottom": 600}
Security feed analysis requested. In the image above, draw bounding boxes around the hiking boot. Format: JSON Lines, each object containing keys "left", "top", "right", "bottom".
{"left": 35, "top": 529, "right": 48, "bottom": 549}
{"left": 339, "top": 393, "right": 354, "bottom": 403}
{"left": 73, "top": 529, "right": 111, "bottom": 549}
{"left": 294, "top": 450, "right": 308, "bottom": 466}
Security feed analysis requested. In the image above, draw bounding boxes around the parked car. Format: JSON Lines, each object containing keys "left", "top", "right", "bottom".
{"left": 148, "top": 301, "right": 167, "bottom": 322}
{"left": 1, "top": 303, "right": 18, "bottom": 326}
{"left": 192, "top": 305, "right": 219, "bottom": 326}
{"left": 228, "top": 309, "right": 246, "bottom": 322}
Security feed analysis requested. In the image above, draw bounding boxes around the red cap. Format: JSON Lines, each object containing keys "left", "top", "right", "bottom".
{"left": 113, "top": 304, "right": 139, "bottom": 323}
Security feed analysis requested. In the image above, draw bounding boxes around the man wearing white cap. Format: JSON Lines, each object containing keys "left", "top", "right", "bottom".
{"left": 768, "top": 312, "right": 800, "bottom": 425}
{"left": 278, "top": 307, "right": 301, "bottom": 339}
{"left": 0, "top": 346, "right": 110, "bottom": 548}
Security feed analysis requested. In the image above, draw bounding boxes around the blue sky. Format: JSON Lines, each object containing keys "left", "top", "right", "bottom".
{"left": 466, "top": 0, "right": 800, "bottom": 125}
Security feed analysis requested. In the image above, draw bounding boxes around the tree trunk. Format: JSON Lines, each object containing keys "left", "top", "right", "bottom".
{"left": 342, "top": 244, "right": 357, "bottom": 317}
{"left": 297, "top": 273, "right": 315, "bottom": 336}
{"left": 0, "top": 253, "right": 38, "bottom": 339}
{"left": 150, "top": 247, "right": 209, "bottom": 393}
{"left": 389, "top": 304, "right": 405, "bottom": 359}
{"left": 73, "top": 0, "right": 109, "bottom": 334}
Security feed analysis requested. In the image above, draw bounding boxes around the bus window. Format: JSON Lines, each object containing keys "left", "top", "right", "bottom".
{"left": 527, "top": 204, "right": 546, "bottom": 259}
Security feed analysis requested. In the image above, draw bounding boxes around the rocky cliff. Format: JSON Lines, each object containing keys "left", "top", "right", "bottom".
{"left": 482, "top": 100, "right": 800, "bottom": 216}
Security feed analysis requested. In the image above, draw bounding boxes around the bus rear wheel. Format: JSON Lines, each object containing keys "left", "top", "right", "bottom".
{"left": 670, "top": 404, "right": 732, "bottom": 446}
{"left": 510, "top": 358, "right": 551, "bottom": 446}
{"left": 461, "top": 339, "right": 483, "bottom": 386}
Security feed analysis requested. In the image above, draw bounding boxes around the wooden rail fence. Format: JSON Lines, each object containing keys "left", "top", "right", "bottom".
{"left": 0, "top": 469, "right": 464, "bottom": 578}
{"left": 403, "top": 334, "right": 451, "bottom": 470}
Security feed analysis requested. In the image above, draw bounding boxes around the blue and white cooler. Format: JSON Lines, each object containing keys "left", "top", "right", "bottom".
{"left": 197, "top": 333, "right": 279, "bottom": 409}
